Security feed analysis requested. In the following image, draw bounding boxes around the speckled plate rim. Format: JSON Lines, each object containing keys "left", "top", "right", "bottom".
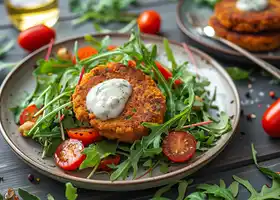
{"left": 0, "top": 33, "right": 240, "bottom": 189}
{"left": 175, "top": 0, "right": 280, "bottom": 61}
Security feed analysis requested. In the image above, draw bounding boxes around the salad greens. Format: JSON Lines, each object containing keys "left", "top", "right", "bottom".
{"left": 153, "top": 144, "right": 280, "bottom": 200}
{"left": 226, "top": 67, "right": 249, "bottom": 81}
{"left": 194, "top": 0, "right": 221, "bottom": 7}
{"left": 13, "top": 30, "right": 232, "bottom": 180}
{"left": 70, "top": 0, "right": 137, "bottom": 25}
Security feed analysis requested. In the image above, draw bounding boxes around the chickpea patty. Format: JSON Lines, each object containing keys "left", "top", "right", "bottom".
{"left": 72, "top": 62, "right": 166, "bottom": 143}
{"left": 214, "top": 0, "right": 280, "bottom": 33}
{"left": 209, "top": 16, "right": 280, "bottom": 52}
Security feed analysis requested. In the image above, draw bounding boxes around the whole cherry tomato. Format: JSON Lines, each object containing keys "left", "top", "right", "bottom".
{"left": 262, "top": 98, "right": 280, "bottom": 137}
{"left": 137, "top": 10, "right": 161, "bottom": 34}
{"left": 54, "top": 139, "right": 86, "bottom": 171}
{"left": 67, "top": 128, "right": 102, "bottom": 146}
{"left": 18, "top": 24, "right": 56, "bottom": 52}
{"left": 162, "top": 131, "right": 196, "bottom": 163}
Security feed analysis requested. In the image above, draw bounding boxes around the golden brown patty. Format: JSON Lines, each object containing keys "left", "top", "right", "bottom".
{"left": 72, "top": 62, "right": 166, "bottom": 143}
{"left": 209, "top": 16, "right": 280, "bottom": 52}
{"left": 214, "top": 0, "right": 280, "bottom": 33}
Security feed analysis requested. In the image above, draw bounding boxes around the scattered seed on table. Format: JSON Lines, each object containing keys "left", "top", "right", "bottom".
{"left": 230, "top": 115, "right": 234, "bottom": 119}
{"left": 230, "top": 100, "right": 234, "bottom": 104}
{"left": 259, "top": 92, "right": 264, "bottom": 97}
{"left": 247, "top": 114, "right": 256, "bottom": 120}
{"left": 28, "top": 174, "right": 35, "bottom": 183}
{"left": 0, "top": 177, "right": 4, "bottom": 182}
{"left": 269, "top": 91, "right": 276, "bottom": 98}
{"left": 245, "top": 92, "right": 251, "bottom": 98}
{"left": 36, "top": 178, "right": 40, "bottom": 183}
{"left": 4, "top": 188, "right": 15, "bottom": 199}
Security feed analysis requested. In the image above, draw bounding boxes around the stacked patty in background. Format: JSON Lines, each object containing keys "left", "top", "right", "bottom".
{"left": 209, "top": 0, "right": 280, "bottom": 52}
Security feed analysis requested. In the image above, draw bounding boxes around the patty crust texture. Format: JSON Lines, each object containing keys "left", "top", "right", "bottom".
{"left": 214, "top": 0, "right": 280, "bottom": 33}
{"left": 72, "top": 62, "right": 166, "bottom": 143}
{"left": 209, "top": 16, "right": 280, "bottom": 52}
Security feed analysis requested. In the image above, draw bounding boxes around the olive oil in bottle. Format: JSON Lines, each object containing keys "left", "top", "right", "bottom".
{"left": 4, "top": 0, "right": 59, "bottom": 31}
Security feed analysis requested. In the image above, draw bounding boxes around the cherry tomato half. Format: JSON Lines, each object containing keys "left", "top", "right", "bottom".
{"left": 262, "top": 98, "right": 280, "bottom": 137}
{"left": 54, "top": 139, "right": 86, "bottom": 171}
{"left": 138, "top": 10, "right": 161, "bottom": 34}
{"left": 18, "top": 24, "right": 56, "bottom": 52}
{"left": 155, "top": 61, "right": 183, "bottom": 85}
{"left": 19, "top": 104, "right": 40, "bottom": 125}
{"left": 67, "top": 128, "right": 102, "bottom": 146}
{"left": 72, "top": 46, "right": 98, "bottom": 64}
{"left": 98, "top": 155, "right": 121, "bottom": 172}
{"left": 107, "top": 45, "right": 118, "bottom": 51}
{"left": 162, "top": 131, "right": 196, "bottom": 163}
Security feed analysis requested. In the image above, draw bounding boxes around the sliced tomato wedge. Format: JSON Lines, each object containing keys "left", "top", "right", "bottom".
{"left": 19, "top": 104, "right": 40, "bottom": 125}
{"left": 54, "top": 139, "right": 86, "bottom": 171}
{"left": 67, "top": 128, "right": 102, "bottom": 146}
{"left": 107, "top": 45, "right": 118, "bottom": 51}
{"left": 162, "top": 131, "right": 196, "bottom": 163}
{"left": 72, "top": 46, "right": 98, "bottom": 64}
{"left": 98, "top": 155, "right": 121, "bottom": 172}
{"left": 155, "top": 61, "right": 183, "bottom": 85}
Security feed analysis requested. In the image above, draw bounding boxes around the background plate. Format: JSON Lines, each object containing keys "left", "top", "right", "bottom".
{"left": 0, "top": 33, "right": 240, "bottom": 191}
{"left": 176, "top": 0, "right": 280, "bottom": 64}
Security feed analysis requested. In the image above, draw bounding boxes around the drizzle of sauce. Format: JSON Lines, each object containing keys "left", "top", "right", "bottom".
{"left": 86, "top": 79, "right": 132, "bottom": 120}
{"left": 236, "top": 0, "right": 268, "bottom": 12}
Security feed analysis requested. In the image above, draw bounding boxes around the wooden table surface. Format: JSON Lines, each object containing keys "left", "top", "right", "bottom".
{"left": 0, "top": 0, "right": 280, "bottom": 199}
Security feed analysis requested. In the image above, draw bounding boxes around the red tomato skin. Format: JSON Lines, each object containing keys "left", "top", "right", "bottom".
{"left": 163, "top": 131, "right": 196, "bottom": 163}
{"left": 98, "top": 155, "right": 121, "bottom": 172}
{"left": 262, "top": 98, "right": 280, "bottom": 137}
{"left": 72, "top": 46, "right": 98, "bottom": 64}
{"left": 18, "top": 24, "right": 56, "bottom": 52}
{"left": 107, "top": 45, "right": 117, "bottom": 51}
{"left": 67, "top": 128, "right": 102, "bottom": 146}
{"left": 138, "top": 10, "right": 161, "bottom": 34}
{"left": 54, "top": 139, "right": 86, "bottom": 171}
{"left": 155, "top": 61, "right": 183, "bottom": 85}
{"left": 19, "top": 104, "right": 40, "bottom": 125}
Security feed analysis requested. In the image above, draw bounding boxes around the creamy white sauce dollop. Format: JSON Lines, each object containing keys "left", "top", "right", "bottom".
{"left": 86, "top": 79, "right": 132, "bottom": 121}
{"left": 236, "top": 0, "right": 268, "bottom": 12}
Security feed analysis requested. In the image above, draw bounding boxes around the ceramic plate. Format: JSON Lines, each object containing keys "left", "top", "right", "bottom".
{"left": 0, "top": 33, "right": 240, "bottom": 191}
{"left": 176, "top": 0, "right": 280, "bottom": 63}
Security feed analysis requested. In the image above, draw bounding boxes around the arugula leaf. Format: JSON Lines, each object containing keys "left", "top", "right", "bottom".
{"left": 18, "top": 188, "right": 40, "bottom": 200}
{"left": 194, "top": 0, "right": 221, "bottom": 7}
{"left": 228, "top": 181, "right": 239, "bottom": 198}
{"left": 233, "top": 175, "right": 280, "bottom": 200}
{"left": 47, "top": 194, "right": 55, "bottom": 200}
{"left": 0, "top": 194, "right": 3, "bottom": 200}
{"left": 177, "top": 181, "right": 189, "bottom": 200}
{"left": 185, "top": 192, "right": 206, "bottom": 200}
{"left": 251, "top": 143, "right": 280, "bottom": 180}
{"left": 160, "top": 162, "right": 169, "bottom": 174}
{"left": 79, "top": 140, "right": 118, "bottom": 170}
{"left": 153, "top": 182, "right": 178, "bottom": 199}
{"left": 0, "top": 39, "right": 15, "bottom": 57}
{"left": 226, "top": 67, "right": 249, "bottom": 80}
{"left": 65, "top": 182, "right": 78, "bottom": 200}
{"left": 163, "top": 38, "right": 177, "bottom": 70}
{"left": 197, "top": 183, "right": 235, "bottom": 200}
